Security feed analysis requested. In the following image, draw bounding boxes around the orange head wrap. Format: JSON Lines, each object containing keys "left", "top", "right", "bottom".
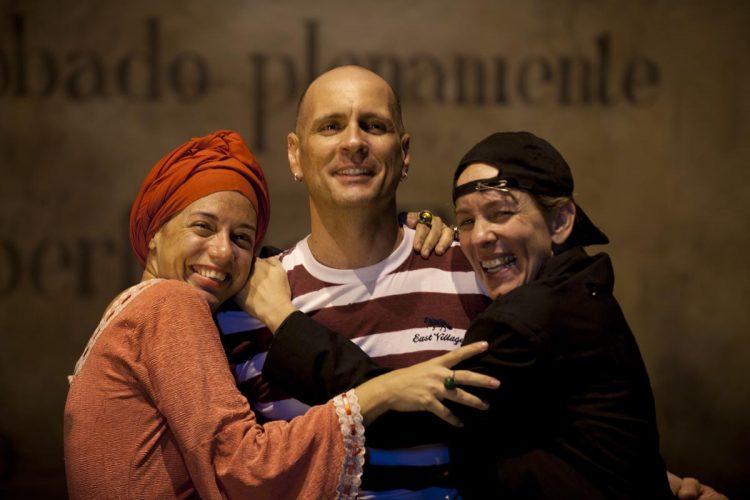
{"left": 129, "top": 130, "right": 270, "bottom": 267}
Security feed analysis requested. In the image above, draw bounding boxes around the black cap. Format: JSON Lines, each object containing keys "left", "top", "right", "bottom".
{"left": 453, "top": 131, "right": 609, "bottom": 248}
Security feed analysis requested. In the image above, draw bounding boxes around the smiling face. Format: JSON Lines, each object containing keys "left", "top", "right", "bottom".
{"left": 287, "top": 66, "right": 410, "bottom": 212}
{"left": 455, "top": 163, "right": 573, "bottom": 299}
{"left": 145, "top": 191, "right": 257, "bottom": 311}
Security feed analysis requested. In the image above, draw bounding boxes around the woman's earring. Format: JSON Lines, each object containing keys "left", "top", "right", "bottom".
{"left": 293, "top": 173, "right": 302, "bottom": 182}
{"left": 400, "top": 170, "right": 408, "bottom": 181}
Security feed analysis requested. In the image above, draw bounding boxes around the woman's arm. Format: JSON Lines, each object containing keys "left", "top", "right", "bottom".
{"left": 141, "top": 281, "right": 357, "bottom": 499}
{"left": 266, "top": 311, "right": 387, "bottom": 404}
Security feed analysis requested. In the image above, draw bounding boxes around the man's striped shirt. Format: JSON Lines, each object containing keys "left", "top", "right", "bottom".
{"left": 217, "top": 227, "right": 489, "bottom": 498}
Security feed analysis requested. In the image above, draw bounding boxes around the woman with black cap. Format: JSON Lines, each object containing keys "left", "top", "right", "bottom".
{"left": 447, "top": 131, "right": 672, "bottom": 499}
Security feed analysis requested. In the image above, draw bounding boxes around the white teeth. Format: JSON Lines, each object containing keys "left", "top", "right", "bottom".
{"left": 194, "top": 266, "right": 227, "bottom": 282}
{"left": 337, "top": 168, "right": 371, "bottom": 176}
{"left": 481, "top": 255, "right": 517, "bottom": 272}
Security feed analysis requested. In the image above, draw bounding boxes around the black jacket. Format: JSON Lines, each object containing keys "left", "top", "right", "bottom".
{"left": 450, "top": 247, "right": 671, "bottom": 499}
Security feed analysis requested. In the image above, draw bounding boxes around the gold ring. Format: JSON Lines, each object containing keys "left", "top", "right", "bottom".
{"left": 417, "top": 210, "right": 433, "bottom": 228}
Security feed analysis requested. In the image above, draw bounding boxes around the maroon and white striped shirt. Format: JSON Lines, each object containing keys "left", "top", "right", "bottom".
{"left": 217, "top": 227, "right": 489, "bottom": 497}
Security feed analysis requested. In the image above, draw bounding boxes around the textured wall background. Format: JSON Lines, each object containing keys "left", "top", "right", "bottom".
{"left": 1, "top": 0, "right": 748, "bottom": 497}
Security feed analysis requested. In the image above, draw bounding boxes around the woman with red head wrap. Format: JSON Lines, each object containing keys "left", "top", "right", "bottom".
{"left": 129, "top": 130, "right": 270, "bottom": 266}
{"left": 64, "top": 130, "right": 495, "bottom": 499}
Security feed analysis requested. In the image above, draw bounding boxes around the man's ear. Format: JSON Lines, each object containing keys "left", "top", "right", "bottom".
{"left": 550, "top": 200, "right": 576, "bottom": 246}
{"left": 287, "top": 132, "right": 302, "bottom": 180}
{"left": 400, "top": 133, "right": 411, "bottom": 174}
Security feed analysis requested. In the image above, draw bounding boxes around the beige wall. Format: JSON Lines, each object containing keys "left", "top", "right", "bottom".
{"left": 1, "top": 0, "right": 748, "bottom": 496}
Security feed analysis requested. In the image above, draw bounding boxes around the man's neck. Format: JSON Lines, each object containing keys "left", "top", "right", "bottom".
{"left": 307, "top": 203, "right": 403, "bottom": 269}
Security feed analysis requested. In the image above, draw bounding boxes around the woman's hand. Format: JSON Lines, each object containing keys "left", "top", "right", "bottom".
{"left": 235, "top": 257, "right": 296, "bottom": 333}
{"left": 355, "top": 341, "right": 500, "bottom": 426}
{"left": 668, "top": 472, "right": 728, "bottom": 500}
{"left": 404, "top": 210, "right": 456, "bottom": 258}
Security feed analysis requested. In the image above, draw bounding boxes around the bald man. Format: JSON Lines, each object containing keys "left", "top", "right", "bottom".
{"left": 217, "top": 66, "right": 489, "bottom": 498}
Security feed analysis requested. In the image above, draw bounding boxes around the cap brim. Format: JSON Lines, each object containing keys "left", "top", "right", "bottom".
{"left": 567, "top": 204, "right": 609, "bottom": 247}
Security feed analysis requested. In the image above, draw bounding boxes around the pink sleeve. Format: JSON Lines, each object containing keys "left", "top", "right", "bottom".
{"left": 138, "top": 281, "right": 364, "bottom": 499}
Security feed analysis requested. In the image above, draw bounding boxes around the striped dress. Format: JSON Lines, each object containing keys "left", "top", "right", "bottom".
{"left": 218, "top": 227, "right": 490, "bottom": 499}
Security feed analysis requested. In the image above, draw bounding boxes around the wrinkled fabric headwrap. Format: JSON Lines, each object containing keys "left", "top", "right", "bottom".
{"left": 129, "top": 130, "right": 270, "bottom": 267}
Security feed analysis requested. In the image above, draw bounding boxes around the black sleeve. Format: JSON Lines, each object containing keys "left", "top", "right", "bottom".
{"left": 450, "top": 305, "right": 659, "bottom": 500}
{"left": 451, "top": 311, "right": 548, "bottom": 431}
{"left": 262, "top": 311, "right": 389, "bottom": 405}
{"left": 449, "top": 312, "right": 558, "bottom": 499}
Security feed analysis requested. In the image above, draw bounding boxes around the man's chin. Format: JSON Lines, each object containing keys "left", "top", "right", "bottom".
{"left": 332, "top": 191, "right": 388, "bottom": 209}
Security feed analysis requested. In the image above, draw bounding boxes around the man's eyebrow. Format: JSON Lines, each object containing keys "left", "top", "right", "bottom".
{"left": 311, "top": 111, "right": 393, "bottom": 123}
{"left": 358, "top": 111, "right": 393, "bottom": 122}
{"left": 310, "top": 112, "right": 345, "bottom": 125}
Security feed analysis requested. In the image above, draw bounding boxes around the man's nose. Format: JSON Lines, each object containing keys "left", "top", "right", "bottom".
{"left": 340, "top": 124, "right": 368, "bottom": 160}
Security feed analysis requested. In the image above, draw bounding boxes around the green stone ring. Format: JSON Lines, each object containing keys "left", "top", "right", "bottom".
{"left": 444, "top": 374, "right": 457, "bottom": 390}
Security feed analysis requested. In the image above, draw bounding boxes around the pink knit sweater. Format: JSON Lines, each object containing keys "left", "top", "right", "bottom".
{"left": 64, "top": 279, "right": 363, "bottom": 499}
